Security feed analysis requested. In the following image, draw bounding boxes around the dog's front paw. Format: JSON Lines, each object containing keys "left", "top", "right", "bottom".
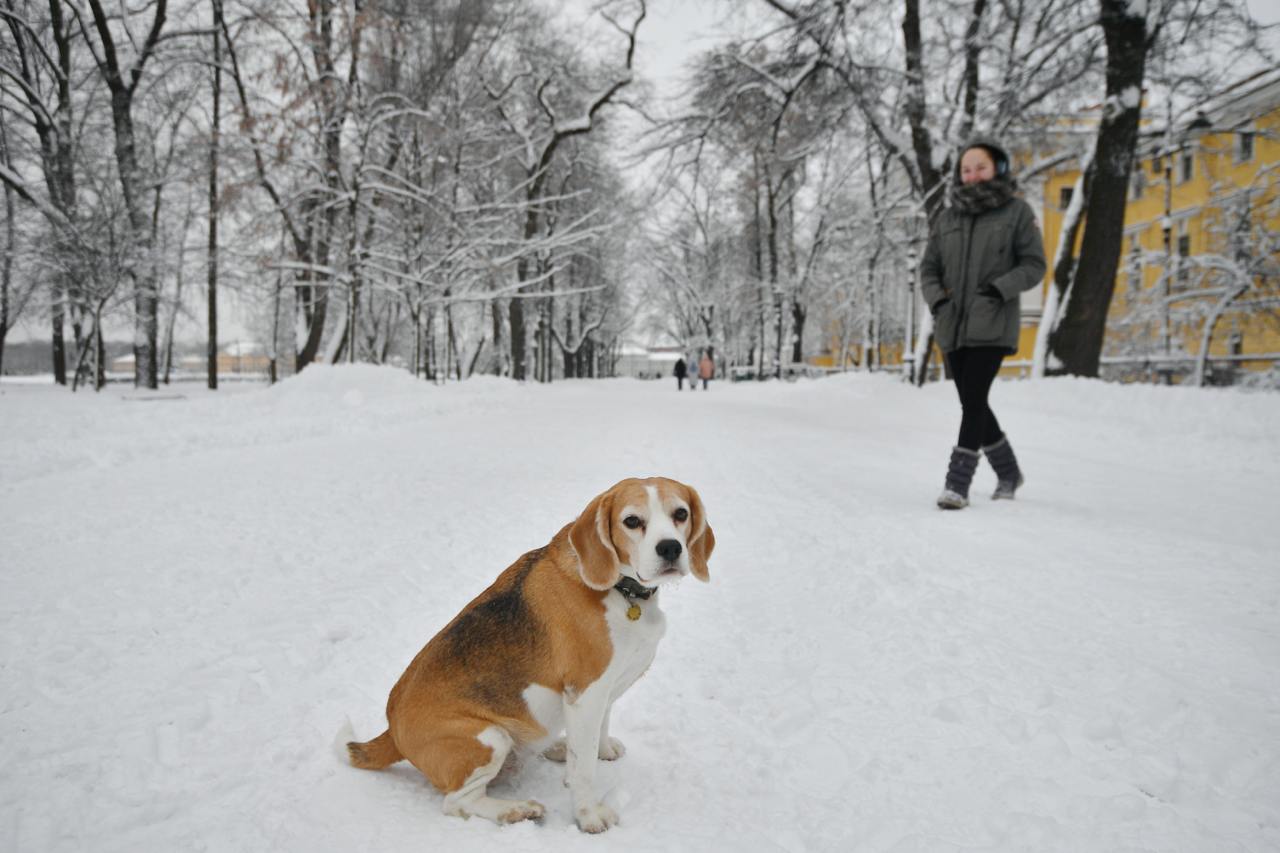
{"left": 542, "top": 739, "right": 567, "bottom": 762}
{"left": 576, "top": 802, "right": 619, "bottom": 833}
{"left": 598, "top": 737, "right": 626, "bottom": 760}
{"left": 496, "top": 799, "right": 545, "bottom": 824}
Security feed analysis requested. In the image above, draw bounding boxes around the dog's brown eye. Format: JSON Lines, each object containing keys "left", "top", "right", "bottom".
{"left": 673, "top": 508, "right": 689, "bottom": 523}
{"left": 623, "top": 515, "right": 643, "bottom": 530}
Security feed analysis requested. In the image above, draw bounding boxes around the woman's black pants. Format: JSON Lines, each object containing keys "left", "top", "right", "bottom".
{"left": 946, "top": 346, "right": 1006, "bottom": 451}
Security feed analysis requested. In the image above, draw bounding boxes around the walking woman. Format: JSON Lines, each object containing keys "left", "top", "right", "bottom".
{"left": 698, "top": 351, "right": 715, "bottom": 390}
{"left": 920, "top": 139, "right": 1046, "bottom": 509}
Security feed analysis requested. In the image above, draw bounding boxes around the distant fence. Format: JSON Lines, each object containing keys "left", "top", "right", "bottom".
{"left": 729, "top": 364, "right": 845, "bottom": 382}
{"left": 996, "top": 353, "right": 1280, "bottom": 381}
{"left": 100, "top": 369, "right": 270, "bottom": 384}
{"left": 1099, "top": 352, "right": 1280, "bottom": 367}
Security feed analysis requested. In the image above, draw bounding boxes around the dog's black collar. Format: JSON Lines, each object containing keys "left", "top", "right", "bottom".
{"left": 613, "top": 576, "right": 657, "bottom": 601}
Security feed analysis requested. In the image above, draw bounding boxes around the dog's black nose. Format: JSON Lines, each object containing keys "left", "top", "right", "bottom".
{"left": 655, "top": 539, "right": 682, "bottom": 562}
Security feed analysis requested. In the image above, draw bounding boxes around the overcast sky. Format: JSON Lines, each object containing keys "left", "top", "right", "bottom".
{"left": 1247, "top": 0, "right": 1280, "bottom": 23}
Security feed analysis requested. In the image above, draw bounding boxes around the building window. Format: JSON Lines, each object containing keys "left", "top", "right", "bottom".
{"left": 1174, "top": 230, "right": 1192, "bottom": 290}
{"left": 1130, "top": 169, "right": 1145, "bottom": 200}
{"left": 1125, "top": 236, "right": 1144, "bottom": 295}
{"left": 1178, "top": 149, "right": 1194, "bottom": 184}
{"left": 1059, "top": 186, "right": 1074, "bottom": 210}
{"left": 1151, "top": 155, "right": 1163, "bottom": 175}
{"left": 1236, "top": 131, "right": 1255, "bottom": 163}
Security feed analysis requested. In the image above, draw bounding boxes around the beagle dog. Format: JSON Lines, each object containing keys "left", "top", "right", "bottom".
{"left": 347, "top": 477, "right": 714, "bottom": 833}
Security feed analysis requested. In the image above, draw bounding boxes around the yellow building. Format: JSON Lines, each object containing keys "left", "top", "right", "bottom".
{"left": 1036, "top": 69, "right": 1280, "bottom": 383}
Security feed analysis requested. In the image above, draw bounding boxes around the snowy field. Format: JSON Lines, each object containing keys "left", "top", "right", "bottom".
{"left": 2, "top": 366, "right": 1278, "bottom": 853}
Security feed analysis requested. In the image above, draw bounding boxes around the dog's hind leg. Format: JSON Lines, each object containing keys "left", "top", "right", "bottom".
{"left": 432, "top": 726, "right": 544, "bottom": 825}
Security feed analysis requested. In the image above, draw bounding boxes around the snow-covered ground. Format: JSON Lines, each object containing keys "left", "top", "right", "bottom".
{"left": 2, "top": 367, "right": 1277, "bottom": 852}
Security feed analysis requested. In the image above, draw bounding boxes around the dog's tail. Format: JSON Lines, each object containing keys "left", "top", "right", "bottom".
{"left": 347, "top": 730, "right": 403, "bottom": 770}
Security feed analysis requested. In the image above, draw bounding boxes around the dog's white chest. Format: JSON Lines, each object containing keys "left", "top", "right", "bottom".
{"left": 521, "top": 593, "right": 665, "bottom": 742}
{"left": 601, "top": 592, "right": 666, "bottom": 697}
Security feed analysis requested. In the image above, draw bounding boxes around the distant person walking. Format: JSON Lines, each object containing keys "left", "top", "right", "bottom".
{"left": 921, "top": 139, "right": 1046, "bottom": 510}
{"left": 674, "top": 357, "right": 688, "bottom": 390}
{"left": 698, "top": 352, "right": 715, "bottom": 390}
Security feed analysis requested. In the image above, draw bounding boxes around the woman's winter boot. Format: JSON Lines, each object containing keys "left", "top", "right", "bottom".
{"left": 936, "top": 446, "right": 980, "bottom": 509}
{"left": 983, "top": 436, "right": 1024, "bottom": 500}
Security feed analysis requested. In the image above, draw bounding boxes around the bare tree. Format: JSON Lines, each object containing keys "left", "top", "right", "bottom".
{"left": 1, "top": 0, "right": 84, "bottom": 383}
{"left": 747, "top": 0, "right": 1105, "bottom": 382}
{"left": 484, "top": 0, "right": 644, "bottom": 380}
{"left": 206, "top": 0, "right": 223, "bottom": 389}
{"left": 1045, "top": 0, "right": 1156, "bottom": 376}
{"left": 75, "top": 0, "right": 170, "bottom": 388}
{"left": 1042, "top": 0, "right": 1268, "bottom": 376}
{"left": 0, "top": 101, "right": 38, "bottom": 374}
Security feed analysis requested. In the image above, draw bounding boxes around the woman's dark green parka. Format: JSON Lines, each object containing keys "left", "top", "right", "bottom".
{"left": 920, "top": 195, "right": 1047, "bottom": 355}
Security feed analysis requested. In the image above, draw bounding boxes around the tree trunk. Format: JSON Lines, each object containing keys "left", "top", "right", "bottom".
{"left": 295, "top": 0, "right": 344, "bottom": 372}
{"left": 1047, "top": 0, "right": 1149, "bottom": 376}
{"left": 110, "top": 89, "right": 160, "bottom": 390}
{"left": 51, "top": 0, "right": 76, "bottom": 387}
{"left": 864, "top": 262, "right": 878, "bottom": 369}
{"left": 295, "top": 260, "right": 328, "bottom": 371}
{"left": 751, "top": 153, "right": 766, "bottom": 378}
{"left": 6, "top": 0, "right": 79, "bottom": 384}
{"left": 95, "top": 321, "right": 105, "bottom": 390}
{"left": 207, "top": 1, "right": 222, "bottom": 390}
{"left": 1033, "top": 160, "right": 1089, "bottom": 376}
{"left": 767, "top": 170, "right": 782, "bottom": 378}
{"left": 902, "top": 0, "right": 949, "bottom": 386}
{"left": 466, "top": 336, "right": 486, "bottom": 379}
{"left": 490, "top": 296, "right": 504, "bottom": 375}
{"left": 901, "top": 0, "right": 946, "bottom": 218}
{"left": 872, "top": 276, "right": 882, "bottom": 366}
{"left": 51, "top": 297, "right": 66, "bottom": 384}
{"left": 508, "top": 275, "right": 526, "bottom": 380}
{"left": 0, "top": 125, "right": 12, "bottom": 378}
{"left": 562, "top": 308, "right": 576, "bottom": 379}
{"left": 70, "top": 321, "right": 90, "bottom": 392}
{"left": 162, "top": 206, "right": 193, "bottom": 385}
{"left": 958, "top": 0, "right": 988, "bottom": 141}
{"left": 790, "top": 301, "right": 806, "bottom": 364}
{"left": 0, "top": 180, "right": 9, "bottom": 379}
{"left": 269, "top": 263, "right": 283, "bottom": 384}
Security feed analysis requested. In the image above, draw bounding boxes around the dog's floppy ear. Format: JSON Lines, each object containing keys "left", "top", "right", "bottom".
{"left": 685, "top": 485, "right": 715, "bottom": 582}
{"left": 569, "top": 488, "right": 621, "bottom": 590}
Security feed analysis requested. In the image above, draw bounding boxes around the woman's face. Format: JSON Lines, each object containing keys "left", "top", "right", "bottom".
{"left": 960, "top": 148, "right": 997, "bottom": 185}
